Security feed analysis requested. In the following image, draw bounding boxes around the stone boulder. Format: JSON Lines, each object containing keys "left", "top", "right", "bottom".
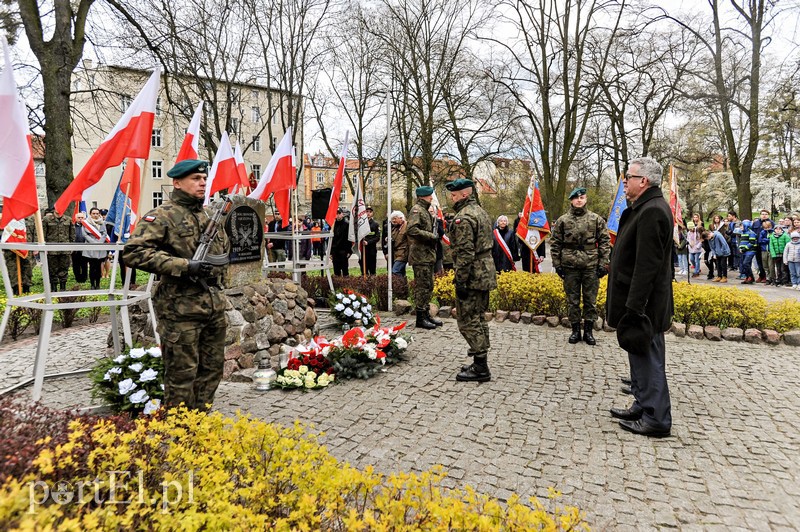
{"left": 546, "top": 316, "right": 560, "bottom": 328}
{"left": 686, "top": 325, "right": 704, "bottom": 340}
{"left": 783, "top": 330, "right": 800, "bottom": 346}
{"left": 495, "top": 310, "right": 508, "bottom": 323}
{"left": 394, "top": 299, "right": 413, "bottom": 316}
{"left": 670, "top": 322, "right": 686, "bottom": 338}
{"left": 704, "top": 326, "right": 722, "bottom": 341}
{"left": 508, "top": 311, "right": 521, "bottom": 323}
{"left": 721, "top": 328, "right": 743, "bottom": 342}
{"left": 763, "top": 329, "right": 781, "bottom": 345}
{"left": 744, "top": 328, "right": 763, "bottom": 344}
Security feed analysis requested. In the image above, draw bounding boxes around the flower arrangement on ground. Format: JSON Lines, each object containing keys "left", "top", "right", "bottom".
{"left": 363, "top": 318, "right": 410, "bottom": 364}
{"left": 90, "top": 346, "right": 164, "bottom": 415}
{"left": 274, "top": 344, "right": 336, "bottom": 391}
{"left": 330, "top": 289, "right": 376, "bottom": 326}
{"left": 324, "top": 321, "right": 410, "bottom": 380}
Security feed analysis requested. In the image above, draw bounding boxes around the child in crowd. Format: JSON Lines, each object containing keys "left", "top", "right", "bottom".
{"left": 687, "top": 223, "right": 704, "bottom": 277}
{"left": 703, "top": 229, "right": 731, "bottom": 282}
{"left": 769, "top": 225, "right": 789, "bottom": 286}
{"left": 738, "top": 220, "right": 758, "bottom": 284}
{"left": 676, "top": 223, "right": 689, "bottom": 276}
{"left": 758, "top": 220, "right": 774, "bottom": 284}
{"left": 783, "top": 232, "right": 800, "bottom": 289}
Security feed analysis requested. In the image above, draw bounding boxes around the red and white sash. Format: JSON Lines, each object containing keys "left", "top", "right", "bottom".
{"left": 493, "top": 228, "right": 517, "bottom": 271}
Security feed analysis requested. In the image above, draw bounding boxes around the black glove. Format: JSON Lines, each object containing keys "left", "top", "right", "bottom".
{"left": 596, "top": 266, "right": 608, "bottom": 278}
{"left": 556, "top": 267, "right": 565, "bottom": 279}
{"left": 187, "top": 260, "right": 214, "bottom": 278}
{"left": 455, "top": 283, "right": 469, "bottom": 300}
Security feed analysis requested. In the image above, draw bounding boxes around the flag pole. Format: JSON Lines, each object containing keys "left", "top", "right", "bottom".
{"left": 385, "top": 94, "right": 393, "bottom": 311}
{"left": 15, "top": 255, "right": 21, "bottom": 295}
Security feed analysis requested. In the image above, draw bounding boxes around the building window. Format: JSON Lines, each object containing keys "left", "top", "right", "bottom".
{"left": 151, "top": 160, "right": 163, "bottom": 180}
{"left": 34, "top": 162, "right": 45, "bottom": 177}
{"left": 231, "top": 89, "right": 240, "bottom": 104}
{"left": 253, "top": 135, "right": 261, "bottom": 152}
{"left": 379, "top": 175, "right": 386, "bottom": 186}
{"left": 272, "top": 136, "right": 277, "bottom": 149}
{"left": 120, "top": 94, "right": 132, "bottom": 112}
{"left": 251, "top": 106, "right": 261, "bottom": 123}
{"left": 316, "top": 172, "right": 324, "bottom": 185}
{"left": 272, "top": 109, "right": 277, "bottom": 125}
{"left": 153, "top": 192, "right": 163, "bottom": 208}
{"left": 151, "top": 128, "right": 162, "bottom": 147}
{"left": 340, "top": 189, "right": 346, "bottom": 202}
{"left": 252, "top": 164, "right": 261, "bottom": 180}
{"left": 251, "top": 89, "right": 259, "bottom": 100}
{"left": 231, "top": 118, "right": 240, "bottom": 137}
{"left": 156, "top": 96, "right": 162, "bottom": 116}
{"left": 74, "top": 79, "right": 82, "bottom": 91}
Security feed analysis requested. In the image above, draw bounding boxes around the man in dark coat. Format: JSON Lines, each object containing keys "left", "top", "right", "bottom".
{"left": 330, "top": 208, "right": 352, "bottom": 276}
{"left": 360, "top": 206, "right": 380, "bottom": 275}
{"left": 606, "top": 156, "right": 673, "bottom": 438}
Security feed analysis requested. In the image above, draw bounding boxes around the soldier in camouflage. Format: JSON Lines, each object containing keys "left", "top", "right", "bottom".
{"left": 123, "top": 159, "right": 229, "bottom": 411}
{"left": 42, "top": 207, "right": 75, "bottom": 291}
{"left": 550, "top": 187, "right": 611, "bottom": 345}
{"left": 406, "top": 185, "right": 443, "bottom": 330}
{"left": 446, "top": 178, "right": 497, "bottom": 382}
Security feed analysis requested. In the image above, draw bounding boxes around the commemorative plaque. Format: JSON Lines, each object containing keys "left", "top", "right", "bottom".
{"left": 223, "top": 195, "right": 265, "bottom": 286}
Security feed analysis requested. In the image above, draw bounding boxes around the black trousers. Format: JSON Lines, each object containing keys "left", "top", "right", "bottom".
{"left": 87, "top": 257, "right": 104, "bottom": 289}
{"left": 72, "top": 251, "right": 87, "bottom": 283}
{"left": 628, "top": 331, "right": 672, "bottom": 430}
{"left": 332, "top": 253, "right": 349, "bottom": 276}
{"left": 361, "top": 246, "right": 377, "bottom": 275}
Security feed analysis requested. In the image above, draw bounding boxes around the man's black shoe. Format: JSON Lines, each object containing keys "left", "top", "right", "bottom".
{"left": 618, "top": 419, "right": 670, "bottom": 438}
{"left": 415, "top": 310, "right": 437, "bottom": 330}
{"left": 610, "top": 405, "right": 643, "bottom": 420}
{"left": 456, "top": 363, "right": 491, "bottom": 382}
{"left": 427, "top": 312, "right": 443, "bottom": 327}
{"left": 568, "top": 322, "right": 581, "bottom": 344}
{"left": 620, "top": 377, "right": 632, "bottom": 385}
{"left": 620, "top": 385, "right": 632, "bottom": 395}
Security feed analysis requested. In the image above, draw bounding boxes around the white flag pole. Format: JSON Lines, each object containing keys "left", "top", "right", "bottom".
{"left": 386, "top": 94, "right": 393, "bottom": 312}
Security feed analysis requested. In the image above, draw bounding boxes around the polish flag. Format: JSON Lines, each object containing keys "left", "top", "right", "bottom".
{"left": 204, "top": 131, "right": 238, "bottom": 204}
{"left": 119, "top": 158, "right": 142, "bottom": 231}
{"left": 324, "top": 131, "right": 350, "bottom": 227}
{"left": 0, "top": 37, "right": 39, "bottom": 228}
{"left": 248, "top": 127, "right": 295, "bottom": 224}
{"left": 516, "top": 176, "right": 550, "bottom": 272}
{"left": 231, "top": 141, "right": 249, "bottom": 194}
{"left": 430, "top": 190, "right": 450, "bottom": 245}
{"left": 176, "top": 101, "right": 203, "bottom": 162}
{"left": 55, "top": 68, "right": 160, "bottom": 215}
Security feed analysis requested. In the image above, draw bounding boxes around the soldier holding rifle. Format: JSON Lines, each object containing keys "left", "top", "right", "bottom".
{"left": 123, "top": 159, "right": 230, "bottom": 411}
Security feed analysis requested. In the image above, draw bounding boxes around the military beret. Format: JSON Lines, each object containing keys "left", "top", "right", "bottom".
{"left": 167, "top": 159, "right": 209, "bottom": 179}
{"left": 568, "top": 187, "right": 587, "bottom": 200}
{"left": 444, "top": 178, "right": 475, "bottom": 192}
{"left": 365, "top": 205, "right": 374, "bottom": 211}
{"left": 415, "top": 186, "right": 434, "bottom": 197}
{"left": 337, "top": 207, "right": 347, "bottom": 214}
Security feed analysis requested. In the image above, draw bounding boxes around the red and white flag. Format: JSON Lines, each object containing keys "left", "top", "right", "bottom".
{"left": 516, "top": 176, "right": 550, "bottom": 273}
{"left": 669, "top": 165, "right": 681, "bottom": 225}
{"left": 1, "top": 219, "right": 29, "bottom": 258}
{"left": 56, "top": 68, "right": 160, "bottom": 214}
{"left": 493, "top": 228, "right": 517, "bottom": 271}
{"left": 431, "top": 190, "right": 450, "bottom": 245}
{"left": 348, "top": 175, "right": 369, "bottom": 257}
{"left": 176, "top": 101, "right": 203, "bottom": 162}
{"left": 204, "top": 131, "right": 238, "bottom": 204}
{"left": 231, "top": 141, "right": 249, "bottom": 194}
{"left": 0, "top": 37, "right": 39, "bottom": 229}
{"left": 248, "top": 127, "right": 295, "bottom": 224}
{"left": 324, "top": 131, "right": 350, "bottom": 227}
{"left": 120, "top": 158, "right": 142, "bottom": 232}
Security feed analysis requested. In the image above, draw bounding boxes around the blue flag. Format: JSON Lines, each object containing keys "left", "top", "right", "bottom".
{"left": 106, "top": 172, "right": 133, "bottom": 243}
{"left": 607, "top": 177, "right": 627, "bottom": 243}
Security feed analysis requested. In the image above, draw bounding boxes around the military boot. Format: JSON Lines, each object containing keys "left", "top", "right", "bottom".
{"left": 568, "top": 322, "right": 582, "bottom": 344}
{"left": 583, "top": 321, "right": 596, "bottom": 345}
{"left": 415, "top": 310, "right": 437, "bottom": 330}
{"left": 427, "top": 311, "right": 443, "bottom": 327}
{"left": 59, "top": 282, "right": 67, "bottom": 292}
{"left": 456, "top": 355, "right": 491, "bottom": 382}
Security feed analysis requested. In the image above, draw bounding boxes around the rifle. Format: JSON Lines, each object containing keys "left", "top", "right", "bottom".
{"left": 191, "top": 196, "right": 233, "bottom": 284}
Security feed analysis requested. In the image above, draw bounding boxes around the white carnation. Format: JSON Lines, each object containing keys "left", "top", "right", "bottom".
{"left": 361, "top": 297, "right": 367, "bottom": 303}
{"left": 143, "top": 398, "right": 161, "bottom": 415}
{"left": 334, "top": 303, "right": 345, "bottom": 312}
{"left": 129, "top": 362, "right": 143, "bottom": 373}
{"left": 344, "top": 307, "right": 354, "bottom": 317}
{"left": 354, "top": 311, "right": 362, "bottom": 319}
{"left": 128, "top": 348, "right": 146, "bottom": 359}
{"left": 352, "top": 300, "right": 361, "bottom": 308}
{"left": 129, "top": 389, "right": 149, "bottom": 404}
{"left": 139, "top": 368, "right": 159, "bottom": 382}
{"left": 118, "top": 378, "right": 136, "bottom": 395}
{"left": 366, "top": 304, "right": 372, "bottom": 311}
{"left": 336, "top": 293, "right": 344, "bottom": 300}
{"left": 147, "top": 347, "right": 162, "bottom": 358}
{"left": 362, "top": 318, "right": 369, "bottom": 325}
{"left": 113, "top": 354, "right": 127, "bottom": 364}
{"left": 395, "top": 338, "right": 408, "bottom": 349}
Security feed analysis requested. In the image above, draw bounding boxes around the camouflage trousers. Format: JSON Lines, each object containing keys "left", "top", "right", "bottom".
{"left": 158, "top": 314, "right": 226, "bottom": 411}
{"left": 563, "top": 268, "right": 599, "bottom": 323}
{"left": 4, "top": 251, "right": 33, "bottom": 294}
{"left": 412, "top": 264, "right": 434, "bottom": 312}
{"left": 46, "top": 253, "right": 70, "bottom": 287}
{"left": 456, "top": 289, "right": 490, "bottom": 356}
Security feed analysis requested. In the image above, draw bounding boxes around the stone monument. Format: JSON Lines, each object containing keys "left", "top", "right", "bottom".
{"left": 224, "top": 195, "right": 265, "bottom": 287}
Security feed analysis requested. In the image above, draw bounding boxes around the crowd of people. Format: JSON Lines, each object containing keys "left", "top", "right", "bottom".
{"left": 674, "top": 209, "right": 800, "bottom": 288}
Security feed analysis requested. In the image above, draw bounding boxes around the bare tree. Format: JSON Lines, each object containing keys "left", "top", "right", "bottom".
{"left": 17, "top": 0, "right": 95, "bottom": 206}
{"left": 489, "top": 0, "right": 626, "bottom": 218}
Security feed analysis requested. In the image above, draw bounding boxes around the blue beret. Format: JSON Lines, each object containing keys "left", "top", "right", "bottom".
{"left": 167, "top": 159, "right": 209, "bottom": 179}
{"left": 444, "top": 178, "right": 475, "bottom": 192}
{"left": 568, "top": 187, "right": 587, "bottom": 200}
{"left": 415, "top": 186, "right": 434, "bottom": 197}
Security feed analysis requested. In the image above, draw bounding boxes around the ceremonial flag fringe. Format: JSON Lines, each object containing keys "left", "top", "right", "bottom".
{"left": 248, "top": 127, "right": 295, "bottom": 225}
{"left": 607, "top": 174, "right": 627, "bottom": 245}
{"left": 176, "top": 101, "right": 203, "bottom": 162}
{"left": 55, "top": 68, "right": 160, "bottom": 215}
{"left": 0, "top": 36, "right": 39, "bottom": 228}
{"left": 205, "top": 131, "right": 238, "bottom": 204}
{"left": 348, "top": 175, "right": 369, "bottom": 257}
{"left": 325, "top": 131, "right": 350, "bottom": 227}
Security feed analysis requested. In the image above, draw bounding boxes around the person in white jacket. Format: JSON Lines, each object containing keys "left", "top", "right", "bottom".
{"left": 782, "top": 232, "right": 800, "bottom": 289}
{"left": 82, "top": 207, "right": 109, "bottom": 289}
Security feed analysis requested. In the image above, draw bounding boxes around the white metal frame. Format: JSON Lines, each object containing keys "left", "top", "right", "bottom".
{"left": 262, "top": 229, "right": 334, "bottom": 291}
{"left": 0, "top": 241, "right": 158, "bottom": 401}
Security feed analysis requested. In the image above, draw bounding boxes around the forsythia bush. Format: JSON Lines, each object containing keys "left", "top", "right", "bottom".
{"left": 0, "top": 408, "right": 588, "bottom": 531}
{"left": 433, "top": 271, "right": 800, "bottom": 332}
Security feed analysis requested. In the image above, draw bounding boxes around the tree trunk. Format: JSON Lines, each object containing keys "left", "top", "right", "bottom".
{"left": 40, "top": 57, "right": 76, "bottom": 208}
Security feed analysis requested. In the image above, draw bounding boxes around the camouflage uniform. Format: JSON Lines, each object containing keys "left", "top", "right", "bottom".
{"left": 42, "top": 211, "right": 74, "bottom": 290}
{"left": 550, "top": 206, "right": 611, "bottom": 325}
{"left": 123, "top": 189, "right": 229, "bottom": 411}
{"left": 451, "top": 195, "right": 497, "bottom": 357}
{"left": 406, "top": 197, "right": 438, "bottom": 314}
{"left": 3, "top": 218, "right": 35, "bottom": 294}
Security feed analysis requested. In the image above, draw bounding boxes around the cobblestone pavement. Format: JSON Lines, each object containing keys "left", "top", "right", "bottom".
{"left": 2, "top": 317, "right": 799, "bottom": 530}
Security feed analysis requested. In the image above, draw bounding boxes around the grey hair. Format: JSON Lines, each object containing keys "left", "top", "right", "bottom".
{"left": 628, "top": 157, "right": 663, "bottom": 187}
{"left": 496, "top": 215, "right": 509, "bottom": 225}
{"left": 390, "top": 210, "right": 405, "bottom": 221}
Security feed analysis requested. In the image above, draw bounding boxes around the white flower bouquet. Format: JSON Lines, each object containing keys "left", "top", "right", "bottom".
{"left": 90, "top": 346, "right": 164, "bottom": 415}
{"left": 330, "top": 290, "right": 376, "bottom": 326}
